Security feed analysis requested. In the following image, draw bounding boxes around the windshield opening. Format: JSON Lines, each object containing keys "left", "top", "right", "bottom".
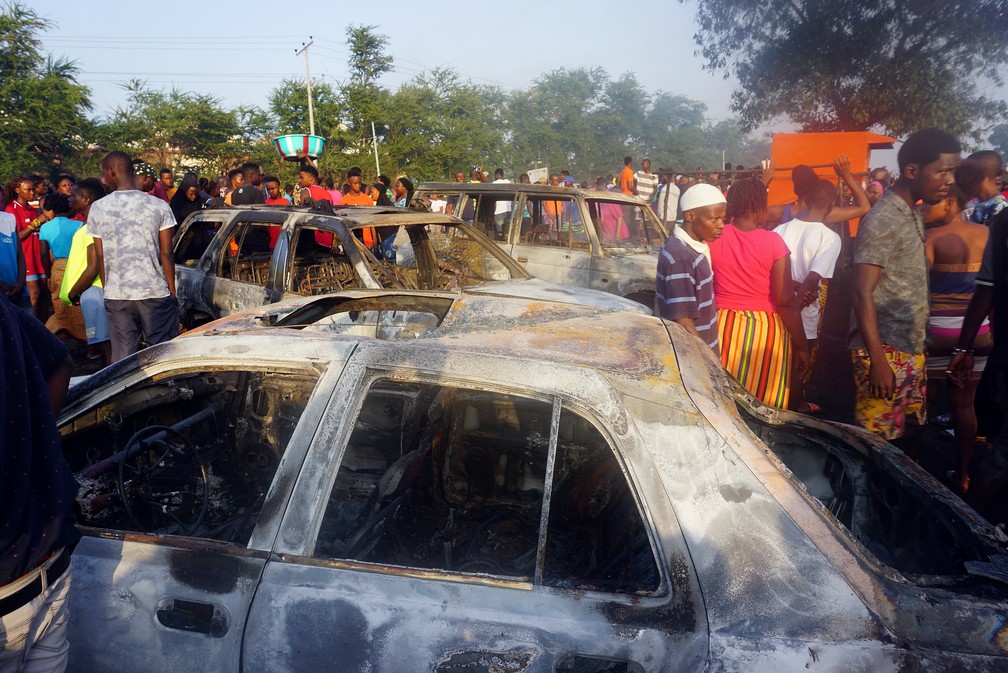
{"left": 586, "top": 198, "right": 667, "bottom": 248}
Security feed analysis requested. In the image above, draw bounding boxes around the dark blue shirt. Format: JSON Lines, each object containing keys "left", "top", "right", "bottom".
{"left": 1, "top": 295, "right": 80, "bottom": 586}
{"left": 656, "top": 232, "right": 719, "bottom": 352}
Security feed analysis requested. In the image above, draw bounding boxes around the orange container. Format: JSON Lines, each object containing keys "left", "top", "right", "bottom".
{"left": 766, "top": 132, "right": 895, "bottom": 236}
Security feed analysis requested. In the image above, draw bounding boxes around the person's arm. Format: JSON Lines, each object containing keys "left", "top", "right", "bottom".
{"left": 158, "top": 227, "right": 176, "bottom": 297}
{"left": 761, "top": 160, "right": 775, "bottom": 187}
{"left": 47, "top": 355, "right": 73, "bottom": 416}
{"left": 68, "top": 242, "right": 101, "bottom": 303}
{"left": 4, "top": 244, "right": 25, "bottom": 298}
{"left": 93, "top": 237, "right": 106, "bottom": 287}
{"left": 948, "top": 284, "right": 994, "bottom": 388}
{"left": 39, "top": 239, "right": 52, "bottom": 278}
{"left": 851, "top": 262, "right": 896, "bottom": 398}
{"left": 765, "top": 203, "right": 787, "bottom": 227}
{"left": 671, "top": 316, "right": 701, "bottom": 337}
{"left": 825, "top": 154, "right": 871, "bottom": 223}
{"left": 13, "top": 303, "right": 72, "bottom": 414}
{"left": 771, "top": 255, "right": 810, "bottom": 374}
{"left": 655, "top": 249, "right": 703, "bottom": 337}
{"left": 797, "top": 271, "right": 823, "bottom": 308}
{"left": 17, "top": 211, "right": 49, "bottom": 241}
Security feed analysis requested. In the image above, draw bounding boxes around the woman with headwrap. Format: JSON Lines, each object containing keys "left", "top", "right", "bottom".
{"left": 170, "top": 173, "right": 203, "bottom": 224}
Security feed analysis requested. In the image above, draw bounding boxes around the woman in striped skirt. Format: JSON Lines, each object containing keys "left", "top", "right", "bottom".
{"left": 709, "top": 178, "right": 810, "bottom": 408}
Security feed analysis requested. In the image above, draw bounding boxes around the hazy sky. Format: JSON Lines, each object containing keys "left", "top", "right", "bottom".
{"left": 32, "top": 0, "right": 737, "bottom": 121}
{"left": 28, "top": 0, "right": 1007, "bottom": 173}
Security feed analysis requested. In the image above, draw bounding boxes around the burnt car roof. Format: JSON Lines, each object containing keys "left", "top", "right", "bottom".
{"left": 192, "top": 204, "right": 465, "bottom": 227}
{"left": 415, "top": 182, "right": 650, "bottom": 205}
{"left": 181, "top": 289, "right": 665, "bottom": 371}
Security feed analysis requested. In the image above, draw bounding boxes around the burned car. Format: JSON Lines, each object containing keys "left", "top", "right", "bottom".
{"left": 413, "top": 182, "right": 669, "bottom": 308}
{"left": 60, "top": 292, "right": 1008, "bottom": 672}
{"left": 173, "top": 205, "right": 640, "bottom": 327}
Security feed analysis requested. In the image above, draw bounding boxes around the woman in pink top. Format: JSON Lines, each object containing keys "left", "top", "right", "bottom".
{"left": 709, "top": 178, "right": 809, "bottom": 408}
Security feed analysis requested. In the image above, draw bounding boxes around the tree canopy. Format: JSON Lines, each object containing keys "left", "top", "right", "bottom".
{"left": 686, "top": 0, "right": 1008, "bottom": 139}
{"left": 0, "top": 2, "right": 92, "bottom": 177}
{"left": 3, "top": 2, "right": 775, "bottom": 183}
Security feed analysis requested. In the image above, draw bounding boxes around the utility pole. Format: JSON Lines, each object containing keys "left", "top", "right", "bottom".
{"left": 371, "top": 121, "right": 380, "bottom": 176}
{"left": 296, "top": 37, "right": 316, "bottom": 136}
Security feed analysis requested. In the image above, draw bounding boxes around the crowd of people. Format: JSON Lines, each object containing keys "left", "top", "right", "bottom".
{"left": 655, "top": 128, "right": 1008, "bottom": 511}
{"left": 0, "top": 154, "right": 425, "bottom": 370}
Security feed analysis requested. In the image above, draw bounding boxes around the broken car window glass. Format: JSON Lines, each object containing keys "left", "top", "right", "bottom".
{"left": 60, "top": 370, "right": 318, "bottom": 546}
{"left": 174, "top": 219, "right": 222, "bottom": 267}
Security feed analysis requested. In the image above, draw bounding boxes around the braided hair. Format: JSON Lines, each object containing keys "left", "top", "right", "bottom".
{"left": 725, "top": 177, "right": 768, "bottom": 222}
{"left": 3, "top": 176, "right": 31, "bottom": 205}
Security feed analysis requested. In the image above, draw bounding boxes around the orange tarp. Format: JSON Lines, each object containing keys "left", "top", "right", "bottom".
{"left": 767, "top": 131, "right": 896, "bottom": 207}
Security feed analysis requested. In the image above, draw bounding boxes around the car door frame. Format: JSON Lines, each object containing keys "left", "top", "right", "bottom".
{"left": 196, "top": 210, "right": 291, "bottom": 318}
{"left": 243, "top": 343, "right": 708, "bottom": 673}
{"left": 174, "top": 210, "right": 237, "bottom": 324}
{"left": 506, "top": 190, "right": 598, "bottom": 290}
{"left": 63, "top": 344, "right": 353, "bottom": 673}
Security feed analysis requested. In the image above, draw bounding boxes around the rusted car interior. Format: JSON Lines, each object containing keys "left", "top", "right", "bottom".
{"left": 739, "top": 405, "right": 1008, "bottom": 592}
{"left": 60, "top": 370, "right": 317, "bottom": 544}
{"left": 315, "top": 378, "right": 660, "bottom": 594}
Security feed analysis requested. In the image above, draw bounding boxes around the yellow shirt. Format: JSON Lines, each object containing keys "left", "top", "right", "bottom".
{"left": 59, "top": 223, "right": 101, "bottom": 305}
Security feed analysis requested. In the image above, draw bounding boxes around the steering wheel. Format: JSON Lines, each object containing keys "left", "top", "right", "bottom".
{"left": 117, "top": 425, "right": 210, "bottom": 535}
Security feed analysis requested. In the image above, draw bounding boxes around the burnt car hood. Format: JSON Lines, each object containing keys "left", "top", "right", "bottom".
{"left": 666, "top": 321, "right": 1008, "bottom": 664}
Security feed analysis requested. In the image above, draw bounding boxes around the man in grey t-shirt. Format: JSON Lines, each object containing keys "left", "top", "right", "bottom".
{"left": 850, "top": 128, "right": 960, "bottom": 452}
{"left": 90, "top": 151, "right": 179, "bottom": 362}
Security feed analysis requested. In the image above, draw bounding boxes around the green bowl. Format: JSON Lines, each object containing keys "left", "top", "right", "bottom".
{"left": 273, "top": 134, "right": 326, "bottom": 161}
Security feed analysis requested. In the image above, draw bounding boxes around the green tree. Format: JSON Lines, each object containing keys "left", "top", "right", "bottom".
{"left": 640, "top": 93, "right": 709, "bottom": 170}
{"left": 385, "top": 68, "right": 505, "bottom": 180}
{"left": 990, "top": 124, "right": 1008, "bottom": 160}
{"left": 340, "top": 25, "right": 395, "bottom": 170}
{"left": 101, "top": 81, "right": 243, "bottom": 175}
{"left": 0, "top": 2, "right": 92, "bottom": 177}
{"left": 504, "top": 68, "right": 611, "bottom": 178}
{"left": 686, "top": 0, "right": 1008, "bottom": 138}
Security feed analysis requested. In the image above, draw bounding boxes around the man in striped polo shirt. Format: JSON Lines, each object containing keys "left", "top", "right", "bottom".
{"left": 655, "top": 184, "right": 726, "bottom": 351}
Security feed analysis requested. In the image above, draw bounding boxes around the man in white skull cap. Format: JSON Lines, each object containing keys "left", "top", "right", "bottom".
{"left": 654, "top": 183, "right": 727, "bottom": 351}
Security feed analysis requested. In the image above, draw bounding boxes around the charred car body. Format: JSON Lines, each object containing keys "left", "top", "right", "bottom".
{"left": 412, "top": 182, "right": 669, "bottom": 308}
{"left": 173, "top": 205, "right": 641, "bottom": 327}
{"left": 60, "top": 292, "right": 1008, "bottom": 672}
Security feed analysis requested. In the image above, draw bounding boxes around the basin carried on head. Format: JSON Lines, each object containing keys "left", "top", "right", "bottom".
{"left": 273, "top": 134, "right": 326, "bottom": 161}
